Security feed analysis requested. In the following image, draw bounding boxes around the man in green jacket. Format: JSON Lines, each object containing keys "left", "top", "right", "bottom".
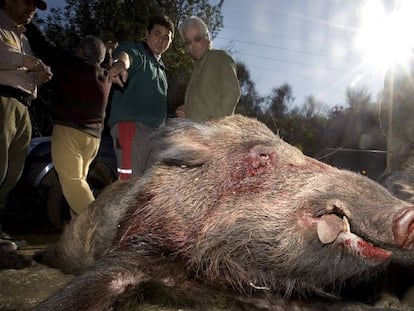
{"left": 176, "top": 16, "right": 241, "bottom": 122}
{"left": 108, "top": 16, "right": 174, "bottom": 180}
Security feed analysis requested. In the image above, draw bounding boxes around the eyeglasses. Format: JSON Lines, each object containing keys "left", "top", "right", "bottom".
{"left": 183, "top": 35, "right": 206, "bottom": 47}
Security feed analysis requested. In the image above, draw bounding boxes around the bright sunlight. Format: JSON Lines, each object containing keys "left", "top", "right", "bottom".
{"left": 355, "top": 0, "right": 414, "bottom": 72}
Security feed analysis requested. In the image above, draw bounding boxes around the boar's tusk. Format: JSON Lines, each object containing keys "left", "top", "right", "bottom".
{"left": 317, "top": 214, "right": 344, "bottom": 244}
{"left": 342, "top": 216, "right": 351, "bottom": 233}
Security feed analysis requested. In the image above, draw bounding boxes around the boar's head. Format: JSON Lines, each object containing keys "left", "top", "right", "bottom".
{"left": 112, "top": 114, "right": 414, "bottom": 298}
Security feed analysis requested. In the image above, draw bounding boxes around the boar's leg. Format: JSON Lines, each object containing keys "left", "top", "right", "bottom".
{"left": 31, "top": 249, "right": 189, "bottom": 311}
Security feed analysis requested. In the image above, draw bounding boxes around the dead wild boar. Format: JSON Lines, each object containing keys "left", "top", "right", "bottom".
{"left": 33, "top": 115, "right": 414, "bottom": 311}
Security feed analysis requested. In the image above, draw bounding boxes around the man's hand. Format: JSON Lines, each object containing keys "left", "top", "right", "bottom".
{"left": 109, "top": 60, "right": 128, "bottom": 88}
{"left": 110, "top": 51, "right": 131, "bottom": 88}
{"left": 105, "top": 40, "right": 118, "bottom": 54}
{"left": 175, "top": 105, "right": 186, "bottom": 118}
{"left": 22, "top": 55, "right": 53, "bottom": 84}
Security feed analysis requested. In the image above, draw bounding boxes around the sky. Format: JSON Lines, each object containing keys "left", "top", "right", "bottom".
{"left": 210, "top": 0, "right": 413, "bottom": 110}
{"left": 40, "top": 0, "right": 412, "bottom": 110}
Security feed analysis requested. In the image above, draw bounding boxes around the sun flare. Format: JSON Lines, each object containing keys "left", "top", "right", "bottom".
{"left": 355, "top": 0, "right": 414, "bottom": 72}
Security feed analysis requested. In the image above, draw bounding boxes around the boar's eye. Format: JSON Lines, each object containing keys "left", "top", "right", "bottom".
{"left": 157, "top": 138, "right": 211, "bottom": 168}
{"left": 161, "top": 155, "right": 205, "bottom": 168}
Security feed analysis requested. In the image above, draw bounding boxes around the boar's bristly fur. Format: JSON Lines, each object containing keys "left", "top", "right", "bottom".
{"left": 33, "top": 115, "right": 414, "bottom": 311}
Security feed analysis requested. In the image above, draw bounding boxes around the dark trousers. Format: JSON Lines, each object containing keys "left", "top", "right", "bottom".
{"left": 0, "top": 95, "right": 31, "bottom": 208}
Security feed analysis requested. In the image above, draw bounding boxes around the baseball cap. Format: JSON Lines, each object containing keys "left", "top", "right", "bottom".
{"left": 35, "top": 0, "right": 47, "bottom": 10}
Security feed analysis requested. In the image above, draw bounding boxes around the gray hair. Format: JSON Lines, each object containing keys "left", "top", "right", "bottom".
{"left": 178, "top": 16, "right": 210, "bottom": 42}
{"left": 79, "top": 35, "right": 106, "bottom": 64}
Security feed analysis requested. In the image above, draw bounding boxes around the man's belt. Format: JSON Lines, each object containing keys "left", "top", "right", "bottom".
{"left": 0, "top": 84, "right": 32, "bottom": 107}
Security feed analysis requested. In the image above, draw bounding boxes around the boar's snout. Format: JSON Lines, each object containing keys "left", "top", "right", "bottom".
{"left": 393, "top": 207, "right": 414, "bottom": 248}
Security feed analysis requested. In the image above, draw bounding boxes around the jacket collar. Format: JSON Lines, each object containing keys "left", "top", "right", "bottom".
{"left": 142, "top": 41, "right": 165, "bottom": 70}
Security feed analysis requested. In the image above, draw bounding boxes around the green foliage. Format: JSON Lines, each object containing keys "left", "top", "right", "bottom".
{"left": 320, "top": 88, "right": 386, "bottom": 151}
{"left": 235, "top": 78, "right": 385, "bottom": 160}
{"left": 235, "top": 62, "right": 264, "bottom": 117}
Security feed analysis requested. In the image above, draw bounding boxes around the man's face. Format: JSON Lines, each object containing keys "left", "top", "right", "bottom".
{"left": 182, "top": 25, "right": 209, "bottom": 60}
{"left": 4, "top": 0, "right": 37, "bottom": 25}
{"left": 145, "top": 24, "right": 173, "bottom": 58}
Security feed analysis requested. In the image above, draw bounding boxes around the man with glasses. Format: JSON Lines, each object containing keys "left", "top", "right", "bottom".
{"left": 0, "top": 0, "right": 52, "bottom": 251}
{"left": 176, "top": 16, "right": 240, "bottom": 122}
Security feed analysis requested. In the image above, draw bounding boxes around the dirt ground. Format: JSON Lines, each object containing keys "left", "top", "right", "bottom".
{"left": 0, "top": 194, "right": 232, "bottom": 311}
{"left": 0, "top": 230, "right": 68, "bottom": 311}
{"left": 0, "top": 228, "right": 231, "bottom": 311}
{"left": 2, "top": 231, "right": 414, "bottom": 311}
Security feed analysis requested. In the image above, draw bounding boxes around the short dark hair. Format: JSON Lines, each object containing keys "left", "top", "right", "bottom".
{"left": 147, "top": 15, "right": 175, "bottom": 37}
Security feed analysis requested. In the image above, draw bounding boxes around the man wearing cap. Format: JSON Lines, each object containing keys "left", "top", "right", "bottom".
{"left": 0, "top": 0, "right": 52, "bottom": 251}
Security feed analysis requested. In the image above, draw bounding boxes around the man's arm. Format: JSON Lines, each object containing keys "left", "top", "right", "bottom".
{"left": 110, "top": 50, "right": 131, "bottom": 88}
{"left": 113, "top": 51, "right": 131, "bottom": 70}
{"left": 24, "top": 22, "right": 61, "bottom": 66}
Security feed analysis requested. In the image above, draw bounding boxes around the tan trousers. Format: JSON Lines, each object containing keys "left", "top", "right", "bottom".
{"left": 0, "top": 96, "right": 31, "bottom": 206}
{"left": 51, "top": 125, "right": 99, "bottom": 215}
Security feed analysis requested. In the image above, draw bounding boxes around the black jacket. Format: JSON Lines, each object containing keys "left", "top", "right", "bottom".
{"left": 25, "top": 23, "right": 112, "bottom": 137}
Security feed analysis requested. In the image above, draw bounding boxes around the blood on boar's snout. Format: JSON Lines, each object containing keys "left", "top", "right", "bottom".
{"left": 33, "top": 114, "right": 414, "bottom": 311}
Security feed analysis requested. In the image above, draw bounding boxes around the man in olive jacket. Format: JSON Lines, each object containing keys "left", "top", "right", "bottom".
{"left": 176, "top": 16, "right": 241, "bottom": 122}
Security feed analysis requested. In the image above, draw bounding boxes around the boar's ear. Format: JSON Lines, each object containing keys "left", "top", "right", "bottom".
{"left": 151, "top": 120, "right": 212, "bottom": 168}
{"left": 236, "top": 144, "right": 278, "bottom": 178}
{"left": 236, "top": 139, "right": 307, "bottom": 179}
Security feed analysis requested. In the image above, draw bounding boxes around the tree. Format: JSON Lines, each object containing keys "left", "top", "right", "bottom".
{"left": 341, "top": 87, "right": 385, "bottom": 150}
{"left": 316, "top": 87, "right": 387, "bottom": 179}
{"left": 258, "top": 83, "right": 294, "bottom": 136}
{"left": 234, "top": 62, "right": 263, "bottom": 117}
{"left": 346, "top": 87, "right": 371, "bottom": 113}
{"left": 300, "top": 95, "right": 326, "bottom": 118}
{"left": 319, "top": 87, "right": 386, "bottom": 151}
{"left": 322, "top": 105, "right": 348, "bottom": 148}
